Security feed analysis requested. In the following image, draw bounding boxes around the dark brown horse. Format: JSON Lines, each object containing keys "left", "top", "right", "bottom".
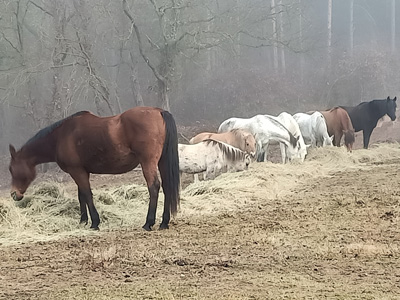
{"left": 341, "top": 97, "right": 397, "bottom": 149}
{"left": 9, "top": 107, "right": 180, "bottom": 231}
{"left": 320, "top": 107, "right": 355, "bottom": 152}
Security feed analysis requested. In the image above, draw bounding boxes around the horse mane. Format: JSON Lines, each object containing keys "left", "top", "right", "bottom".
{"left": 204, "top": 139, "right": 246, "bottom": 162}
{"left": 25, "top": 111, "right": 89, "bottom": 146}
{"left": 328, "top": 106, "right": 340, "bottom": 112}
{"left": 230, "top": 128, "right": 249, "bottom": 138}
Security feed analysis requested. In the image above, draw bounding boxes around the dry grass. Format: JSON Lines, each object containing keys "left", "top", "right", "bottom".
{"left": 1, "top": 143, "right": 400, "bottom": 299}
{"left": 1, "top": 143, "right": 400, "bottom": 244}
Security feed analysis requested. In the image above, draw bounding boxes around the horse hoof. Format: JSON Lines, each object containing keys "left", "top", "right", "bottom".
{"left": 159, "top": 223, "right": 169, "bottom": 230}
{"left": 142, "top": 224, "right": 153, "bottom": 231}
{"left": 90, "top": 226, "right": 100, "bottom": 231}
{"left": 79, "top": 220, "right": 88, "bottom": 226}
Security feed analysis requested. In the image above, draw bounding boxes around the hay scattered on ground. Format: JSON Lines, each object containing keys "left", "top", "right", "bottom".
{"left": 0, "top": 143, "right": 399, "bottom": 245}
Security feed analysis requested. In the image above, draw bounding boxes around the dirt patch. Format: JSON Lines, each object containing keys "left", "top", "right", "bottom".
{"left": 1, "top": 119, "right": 400, "bottom": 299}
{"left": 1, "top": 143, "right": 400, "bottom": 299}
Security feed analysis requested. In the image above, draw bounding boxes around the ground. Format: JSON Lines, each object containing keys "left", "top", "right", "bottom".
{"left": 0, "top": 118, "right": 400, "bottom": 299}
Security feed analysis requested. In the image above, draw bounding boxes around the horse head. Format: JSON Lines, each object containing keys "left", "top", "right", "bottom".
{"left": 386, "top": 96, "right": 397, "bottom": 121}
{"left": 343, "top": 129, "right": 355, "bottom": 152}
{"left": 243, "top": 133, "right": 257, "bottom": 158}
{"left": 9, "top": 145, "right": 36, "bottom": 201}
{"left": 286, "top": 135, "right": 306, "bottom": 162}
{"left": 323, "top": 135, "right": 334, "bottom": 147}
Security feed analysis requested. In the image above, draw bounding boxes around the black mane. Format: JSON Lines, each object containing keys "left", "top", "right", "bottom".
{"left": 25, "top": 111, "right": 89, "bottom": 146}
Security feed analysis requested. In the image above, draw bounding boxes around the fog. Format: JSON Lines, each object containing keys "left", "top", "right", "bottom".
{"left": 1, "top": 0, "right": 399, "bottom": 152}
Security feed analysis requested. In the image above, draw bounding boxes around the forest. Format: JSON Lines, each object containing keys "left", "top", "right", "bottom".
{"left": 0, "top": 0, "right": 399, "bottom": 152}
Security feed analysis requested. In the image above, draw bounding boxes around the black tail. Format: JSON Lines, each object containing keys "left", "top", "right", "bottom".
{"left": 159, "top": 110, "right": 180, "bottom": 216}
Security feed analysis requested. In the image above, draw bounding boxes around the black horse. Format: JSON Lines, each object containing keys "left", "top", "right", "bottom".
{"left": 341, "top": 96, "right": 397, "bottom": 149}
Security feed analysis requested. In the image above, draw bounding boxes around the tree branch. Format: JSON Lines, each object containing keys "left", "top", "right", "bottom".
{"left": 122, "top": 0, "right": 165, "bottom": 83}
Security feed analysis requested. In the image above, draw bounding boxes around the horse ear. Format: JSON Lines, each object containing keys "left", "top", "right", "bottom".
{"left": 387, "top": 96, "right": 390, "bottom": 100}
{"left": 394, "top": 97, "right": 397, "bottom": 101}
{"left": 9, "top": 144, "right": 16, "bottom": 159}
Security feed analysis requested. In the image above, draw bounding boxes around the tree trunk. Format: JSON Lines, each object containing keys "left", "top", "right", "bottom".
{"left": 278, "top": 0, "right": 286, "bottom": 75}
{"left": 349, "top": 0, "right": 354, "bottom": 57}
{"left": 299, "top": 0, "right": 305, "bottom": 83}
{"left": 327, "top": 0, "right": 332, "bottom": 67}
{"left": 271, "top": 0, "right": 278, "bottom": 72}
{"left": 158, "top": 79, "right": 170, "bottom": 112}
{"left": 130, "top": 51, "right": 144, "bottom": 107}
{"left": 391, "top": 0, "right": 396, "bottom": 53}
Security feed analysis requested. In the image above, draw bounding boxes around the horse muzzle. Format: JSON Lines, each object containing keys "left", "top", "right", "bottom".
{"left": 11, "top": 190, "right": 24, "bottom": 201}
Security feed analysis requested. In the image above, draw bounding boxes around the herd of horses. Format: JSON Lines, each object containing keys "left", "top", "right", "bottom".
{"left": 8, "top": 97, "right": 397, "bottom": 230}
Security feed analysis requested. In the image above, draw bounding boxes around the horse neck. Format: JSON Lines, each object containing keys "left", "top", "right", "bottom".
{"left": 371, "top": 100, "right": 388, "bottom": 120}
{"left": 21, "top": 135, "right": 57, "bottom": 165}
{"left": 219, "top": 142, "right": 243, "bottom": 163}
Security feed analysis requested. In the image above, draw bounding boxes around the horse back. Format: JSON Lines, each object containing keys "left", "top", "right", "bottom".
{"left": 341, "top": 103, "right": 371, "bottom": 132}
{"left": 56, "top": 107, "right": 166, "bottom": 173}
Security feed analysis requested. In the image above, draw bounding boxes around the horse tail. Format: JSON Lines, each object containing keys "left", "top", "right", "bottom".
{"left": 160, "top": 110, "right": 180, "bottom": 216}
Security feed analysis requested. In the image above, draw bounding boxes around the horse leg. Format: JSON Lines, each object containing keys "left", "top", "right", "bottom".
{"left": 279, "top": 142, "right": 286, "bottom": 163}
{"left": 311, "top": 136, "right": 317, "bottom": 147}
{"left": 69, "top": 169, "right": 100, "bottom": 230}
{"left": 141, "top": 161, "right": 161, "bottom": 231}
{"left": 363, "top": 128, "right": 373, "bottom": 149}
{"left": 194, "top": 173, "right": 200, "bottom": 183}
{"left": 262, "top": 143, "right": 269, "bottom": 162}
{"left": 78, "top": 189, "right": 88, "bottom": 225}
{"left": 336, "top": 132, "right": 343, "bottom": 147}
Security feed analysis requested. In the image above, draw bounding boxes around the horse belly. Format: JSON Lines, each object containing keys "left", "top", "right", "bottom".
{"left": 179, "top": 155, "right": 206, "bottom": 174}
{"left": 87, "top": 154, "right": 140, "bottom": 174}
{"left": 76, "top": 145, "right": 139, "bottom": 174}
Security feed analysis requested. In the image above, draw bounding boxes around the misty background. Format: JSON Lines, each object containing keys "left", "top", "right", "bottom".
{"left": 0, "top": 0, "right": 399, "bottom": 153}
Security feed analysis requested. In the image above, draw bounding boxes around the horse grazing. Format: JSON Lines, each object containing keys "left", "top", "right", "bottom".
{"left": 341, "top": 96, "right": 397, "bottom": 149}
{"left": 178, "top": 140, "right": 251, "bottom": 180}
{"left": 320, "top": 107, "right": 355, "bottom": 152}
{"left": 189, "top": 129, "right": 256, "bottom": 157}
{"left": 9, "top": 107, "right": 180, "bottom": 231}
{"left": 267, "top": 112, "right": 308, "bottom": 163}
{"left": 293, "top": 111, "right": 333, "bottom": 147}
{"left": 218, "top": 115, "right": 302, "bottom": 163}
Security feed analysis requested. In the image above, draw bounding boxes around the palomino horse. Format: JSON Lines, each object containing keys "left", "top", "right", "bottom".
{"left": 218, "top": 115, "right": 301, "bottom": 163}
{"left": 341, "top": 96, "right": 397, "bottom": 149}
{"left": 179, "top": 140, "right": 251, "bottom": 180}
{"left": 320, "top": 107, "right": 355, "bottom": 152}
{"left": 189, "top": 129, "right": 256, "bottom": 157}
{"left": 267, "top": 112, "right": 308, "bottom": 163}
{"left": 293, "top": 111, "right": 333, "bottom": 147}
{"left": 9, "top": 107, "right": 180, "bottom": 231}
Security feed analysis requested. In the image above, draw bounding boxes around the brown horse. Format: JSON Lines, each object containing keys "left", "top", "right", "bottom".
{"left": 9, "top": 107, "right": 180, "bottom": 231}
{"left": 189, "top": 129, "right": 256, "bottom": 157}
{"left": 320, "top": 107, "right": 355, "bottom": 151}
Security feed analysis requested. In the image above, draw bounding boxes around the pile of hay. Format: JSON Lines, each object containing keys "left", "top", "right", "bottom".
{"left": 0, "top": 143, "right": 399, "bottom": 244}
{"left": 0, "top": 182, "right": 155, "bottom": 245}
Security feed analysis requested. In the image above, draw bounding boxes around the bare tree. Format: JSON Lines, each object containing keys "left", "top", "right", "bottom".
{"left": 350, "top": 0, "right": 354, "bottom": 57}
{"left": 327, "top": 0, "right": 332, "bottom": 66}
{"left": 391, "top": 0, "right": 396, "bottom": 53}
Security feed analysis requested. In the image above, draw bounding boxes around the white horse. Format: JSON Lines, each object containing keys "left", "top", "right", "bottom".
{"left": 267, "top": 112, "right": 308, "bottom": 163}
{"left": 218, "top": 115, "right": 303, "bottom": 163}
{"left": 179, "top": 140, "right": 251, "bottom": 181}
{"left": 293, "top": 112, "right": 333, "bottom": 147}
